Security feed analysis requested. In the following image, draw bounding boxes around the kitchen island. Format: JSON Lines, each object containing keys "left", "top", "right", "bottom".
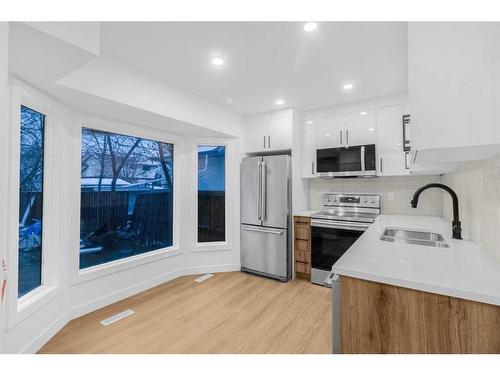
{"left": 332, "top": 215, "right": 500, "bottom": 353}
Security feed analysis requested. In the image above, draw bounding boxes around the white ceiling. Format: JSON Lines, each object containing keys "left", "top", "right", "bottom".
{"left": 100, "top": 22, "right": 408, "bottom": 115}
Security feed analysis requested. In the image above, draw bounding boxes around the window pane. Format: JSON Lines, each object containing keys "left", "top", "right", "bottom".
{"left": 198, "top": 146, "right": 225, "bottom": 242}
{"left": 80, "top": 128, "right": 174, "bottom": 269}
{"left": 19, "top": 106, "right": 45, "bottom": 297}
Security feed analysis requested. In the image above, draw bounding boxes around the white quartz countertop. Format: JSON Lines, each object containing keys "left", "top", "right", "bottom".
{"left": 293, "top": 210, "right": 318, "bottom": 217}
{"left": 332, "top": 214, "right": 500, "bottom": 306}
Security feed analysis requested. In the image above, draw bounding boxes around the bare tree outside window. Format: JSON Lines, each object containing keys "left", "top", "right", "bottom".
{"left": 18, "top": 106, "right": 45, "bottom": 297}
{"left": 80, "top": 128, "right": 174, "bottom": 269}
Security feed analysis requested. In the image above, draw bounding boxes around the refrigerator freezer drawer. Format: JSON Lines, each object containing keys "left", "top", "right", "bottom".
{"left": 240, "top": 224, "right": 288, "bottom": 280}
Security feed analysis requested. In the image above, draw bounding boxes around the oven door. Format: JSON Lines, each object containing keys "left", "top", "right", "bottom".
{"left": 310, "top": 219, "right": 368, "bottom": 285}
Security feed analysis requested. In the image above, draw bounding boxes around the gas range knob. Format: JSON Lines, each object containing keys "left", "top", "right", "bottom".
{"left": 362, "top": 198, "right": 367, "bottom": 203}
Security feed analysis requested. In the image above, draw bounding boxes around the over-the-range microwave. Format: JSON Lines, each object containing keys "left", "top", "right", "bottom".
{"left": 316, "top": 144, "right": 376, "bottom": 177}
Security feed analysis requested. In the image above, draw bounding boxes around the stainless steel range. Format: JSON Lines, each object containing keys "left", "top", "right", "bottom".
{"left": 310, "top": 193, "right": 380, "bottom": 286}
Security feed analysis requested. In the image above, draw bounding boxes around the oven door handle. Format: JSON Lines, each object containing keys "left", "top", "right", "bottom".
{"left": 311, "top": 219, "right": 369, "bottom": 232}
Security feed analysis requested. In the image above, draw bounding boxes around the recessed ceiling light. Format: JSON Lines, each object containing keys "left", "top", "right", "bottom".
{"left": 343, "top": 83, "right": 353, "bottom": 90}
{"left": 307, "top": 121, "right": 313, "bottom": 124}
{"left": 368, "top": 128, "right": 375, "bottom": 131}
{"left": 325, "top": 133, "right": 331, "bottom": 137}
{"left": 360, "top": 111, "right": 367, "bottom": 115}
{"left": 211, "top": 57, "right": 224, "bottom": 66}
{"left": 303, "top": 22, "right": 318, "bottom": 32}
{"left": 275, "top": 99, "right": 285, "bottom": 105}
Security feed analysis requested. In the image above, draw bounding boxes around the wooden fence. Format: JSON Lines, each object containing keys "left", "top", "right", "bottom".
{"left": 198, "top": 190, "right": 225, "bottom": 242}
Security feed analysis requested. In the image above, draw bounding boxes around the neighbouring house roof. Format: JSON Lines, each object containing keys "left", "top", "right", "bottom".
{"left": 81, "top": 178, "right": 130, "bottom": 186}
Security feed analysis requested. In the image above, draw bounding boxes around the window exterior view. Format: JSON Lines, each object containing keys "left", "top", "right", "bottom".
{"left": 18, "top": 105, "right": 45, "bottom": 297}
{"left": 79, "top": 128, "right": 174, "bottom": 269}
{"left": 198, "top": 146, "right": 225, "bottom": 242}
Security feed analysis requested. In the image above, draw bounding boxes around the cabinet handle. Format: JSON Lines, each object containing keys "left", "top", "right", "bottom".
{"left": 312, "top": 162, "right": 315, "bottom": 175}
{"left": 346, "top": 129, "right": 349, "bottom": 144}
{"left": 263, "top": 136, "right": 266, "bottom": 149}
{"left": 380, "top": 157, "right": 383, "bottom": 173}
{"left": 340, "top": 130, "right": 343, "bottom": 145}
{"left": 268, "top": 135, "right": 271, "bottom": 148}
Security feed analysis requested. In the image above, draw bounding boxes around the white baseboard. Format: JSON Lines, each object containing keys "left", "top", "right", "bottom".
{"left": 18, "top": 264, "right": 240, "bottom": 353}
{"left": 182, "top": 263, "right": 240, "bottom": 276}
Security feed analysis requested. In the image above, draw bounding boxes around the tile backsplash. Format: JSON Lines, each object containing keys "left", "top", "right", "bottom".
{"left": 309, "top": 175, "right": 443, "bottom": 216}
{"left": 308, "top": 158, "right": 500, "bottom": 264}
{"left": 441, "top": 154, "right": 500, "bottom": 263}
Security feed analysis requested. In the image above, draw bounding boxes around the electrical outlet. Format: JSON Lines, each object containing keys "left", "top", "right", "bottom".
{"left": 388, "top": 192, "right": 395, "bottom": 201}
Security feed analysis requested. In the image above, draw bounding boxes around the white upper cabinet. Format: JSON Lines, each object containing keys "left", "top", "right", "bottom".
{"left": 244, "top": 113, "right": 293, "bottom": 153}
{"left": 409, "top": 22, "right": 500, "bottom": 162}
{"left": 376, "top": 105, "right": 405, "bottom": 176}
{"left": 245, "top": 120, "right": 269, "bottom": 153}
{"left": 345, "top": 110, "right": 377, "bottom": 146}
{"left": 268, "top": 117, "right": 293, "bottom": 151}
{"left": 301, "top": 121, "right": 316, "bottom": 178}
{"left": 315, "top": 115, "right": 345, "bottom": 149}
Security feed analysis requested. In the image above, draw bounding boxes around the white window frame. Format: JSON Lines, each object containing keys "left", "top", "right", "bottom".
{"left": 69, "top": 113, "right": 183, "bottom": 286}
{"left": 5, "top": 82, "right": 63, "bottom": 329}
{"left": 191, "top": 139, "right": 233, "bottom": 252}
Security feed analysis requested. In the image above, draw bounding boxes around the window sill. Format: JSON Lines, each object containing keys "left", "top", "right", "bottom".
{"left": 71, "top": 246, "right": 182, "bottom": 286}
{"left": 8, "top": 284, "right": 61, "bottom": 330}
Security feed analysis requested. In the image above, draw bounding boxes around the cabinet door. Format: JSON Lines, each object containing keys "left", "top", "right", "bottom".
{"left": 345, "top": 110, "right": 376, "bottom": 146}
{"left": 409, "top": 23, "right": 500, "bottom": 158}
{"left": 268, "top": 116, "right": 293, "bottom": 150}
{"left": 315, "top": 115, "right": 345, "bottom": 149}
{"left": 376, "top": 105, "right": 405, "bottom": 176}
{"left": 301, "top": 121, "right": 317, "bottom": 178}
{"left": 245, "top": 120, "right": 268, "bottom": 153}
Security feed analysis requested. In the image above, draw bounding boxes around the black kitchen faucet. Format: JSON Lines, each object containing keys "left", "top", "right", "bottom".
{"left": 411, "top": 183, "right": 462, "bottom": 240}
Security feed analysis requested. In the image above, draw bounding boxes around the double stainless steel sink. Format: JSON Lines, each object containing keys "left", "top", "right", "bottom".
{"left": 380, "top": 227, "right": 450, "bottom": 248}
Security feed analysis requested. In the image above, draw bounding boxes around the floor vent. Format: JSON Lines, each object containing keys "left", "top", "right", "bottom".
{"left": 195, "top": 273, "right": 214, "bottom": 283}
{"left": 100, "top": 309, "right": 135, "bottom": 326}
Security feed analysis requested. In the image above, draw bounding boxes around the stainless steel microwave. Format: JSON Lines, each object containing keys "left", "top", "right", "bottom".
{"left": 316, "top": 144, "right": 376, "bottom": 177}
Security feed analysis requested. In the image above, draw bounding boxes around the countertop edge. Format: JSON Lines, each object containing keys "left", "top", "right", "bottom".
{"left": 332, "top": 266, "right": 500, "bottom": 307}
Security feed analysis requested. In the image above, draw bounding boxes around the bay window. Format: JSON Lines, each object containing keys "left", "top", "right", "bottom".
{"left": 79, "top": 127, "right": 174, "bottom": 269}
{"left": 18, "top": 105, "right": 45, "bottom": 297}
{"left": 197, "top": 145, "right": 225, "bottom": 243}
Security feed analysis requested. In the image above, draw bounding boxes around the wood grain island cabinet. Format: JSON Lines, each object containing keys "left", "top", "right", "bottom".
{"left": 293, "top": 216, "right": 311, "bottom": 280}
{"left": 340, "top": 276, "right": 500, "bottom": 353}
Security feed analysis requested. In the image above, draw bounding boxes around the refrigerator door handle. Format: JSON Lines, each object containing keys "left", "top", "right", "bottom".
{"left": 257, "top": 161, "right": 262, "bottom": 222}
{"left": 241, "top": 225, "right": 284, "bottom": 235}
{"left": 261, "top": 161, "right": 267, "bottom": 222}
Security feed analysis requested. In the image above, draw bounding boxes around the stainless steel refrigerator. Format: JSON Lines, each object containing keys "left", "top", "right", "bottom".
{"left": 240, "top": 155, "right": 291, "bottom": 281}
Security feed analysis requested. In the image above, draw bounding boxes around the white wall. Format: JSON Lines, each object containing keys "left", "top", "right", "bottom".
{"left": 442, "top": 155, "right": 500, "bottom": 263}
{"left": 0, "top": 22, "right": 9, "bottom": 353}
{"left": 1, "top": 78, "right": 242, "bottom": 353}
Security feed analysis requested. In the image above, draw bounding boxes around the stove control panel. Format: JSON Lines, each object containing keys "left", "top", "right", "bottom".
{"left": 323, "top": 193, "right": 380, "bottom": 208}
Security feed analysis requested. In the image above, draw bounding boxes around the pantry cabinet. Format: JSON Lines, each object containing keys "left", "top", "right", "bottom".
{"left": 301, "top": 121, "right": 316, "bottom": 178}
{"left": 245, "top": 115, "right": 293, "bottom": 153}
{"left": 409, "top": 22, "right": 500, "bottom": 162}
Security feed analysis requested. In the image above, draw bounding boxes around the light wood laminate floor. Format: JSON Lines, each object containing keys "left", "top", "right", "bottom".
{"left": 39, "top": 272, "right": 332, "bottom": 354}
